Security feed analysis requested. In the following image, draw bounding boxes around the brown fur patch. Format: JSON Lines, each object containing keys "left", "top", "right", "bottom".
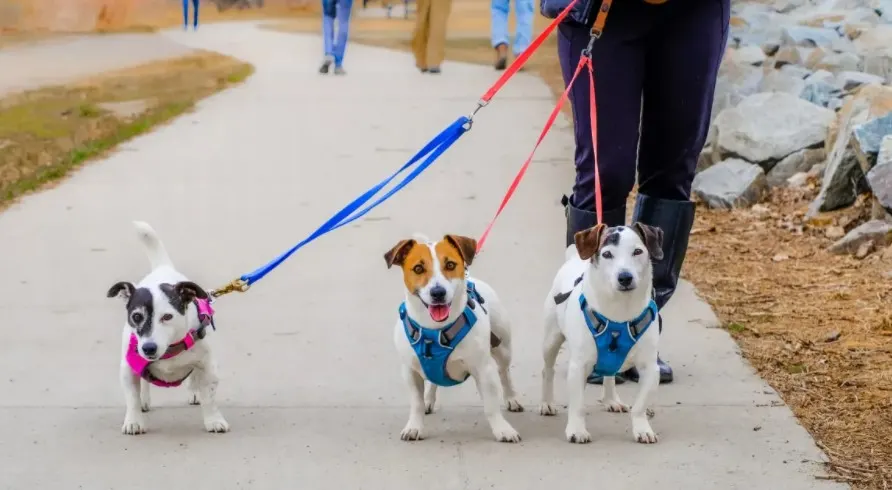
{"left": 435, "top": 238, "right": 467, "bottom": 281}
{"left": 575, "top": 224, "right": 607, "bottom": 260}
{"left": 398, "top": 242, "right": 434, "bottom": 294}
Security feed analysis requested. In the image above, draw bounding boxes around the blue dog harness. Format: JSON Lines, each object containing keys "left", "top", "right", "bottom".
{"left": 400, "top": 282, "right": 496, "bottom": 387}
{"left": 579, "top": 294, "right": 658, "bottom": 377}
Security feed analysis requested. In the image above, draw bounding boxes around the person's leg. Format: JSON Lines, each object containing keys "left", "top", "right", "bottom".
{"left": 511, "top": 0, "right": 534, "bottom": 57}
{"left": 411, "top": 0, "right": 432, "bottom": 71}
{"left": 333, "top": 0, "right": 354, "bottom": 73}
{"left": 491, "top": 0, "right": 510, "bottom": 69}
{"left": 557, "top": 8, "right": 649, "bottom": 247}
{"left": 425, "top": 0, "right": 452, "bottom": 72}
{"left": 320, "top": 0, "right": 337, "bottom": 73}
{"left": 192, "top": 0, "right": 199, "bottom": 29}
{"left": 625, "top": 0, "right": 729, "bottom": 384}
{"left": 182, "top": 0, "right": 189, "bottom": 28}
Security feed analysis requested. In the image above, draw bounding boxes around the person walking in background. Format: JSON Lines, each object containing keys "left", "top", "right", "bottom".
{"left": 490, "top": 0, "right": 534, "bottom": 70}
{"left": 553, "top": 0, "right": 730, "bottom": 385}
{"left": 411, "top": 0, "right": 452, "bottom": 73}
{"left": 319, "top": 0, "right": 354, "bottom": 75}
{"left": 183, "top": 0, "right": 199, "bottom": 30}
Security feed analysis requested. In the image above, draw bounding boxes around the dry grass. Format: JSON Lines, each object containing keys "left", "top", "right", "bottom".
{"left": 0, "top": 51, "right": 253, "bottom": 208}
{"left": 273, "top": 3, "right": 892, "bottom": 487}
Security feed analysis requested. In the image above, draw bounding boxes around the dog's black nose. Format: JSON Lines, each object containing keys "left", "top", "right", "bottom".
{"left": 430, "top": 285, "right": 447, "bottom": 303}
{"left": 617, "top": 271, "right": 634, "bottom": 288}
{"left": 142, "top": 342, "right": 158, "bottom": 358}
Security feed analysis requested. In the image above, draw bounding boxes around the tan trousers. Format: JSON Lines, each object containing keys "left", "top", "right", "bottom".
{"left": 411, "top": 0, "right": 452, "bottom": 69}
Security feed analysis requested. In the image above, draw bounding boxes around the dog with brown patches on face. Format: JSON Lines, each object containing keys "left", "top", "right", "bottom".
{"left": 107, "top": 221, "right": 228, "bottom": 435}
{"left": 540, "top": 222, "right": 665, "bottom": 444}
{"left": 385, "top": 234, "right": 523, "bottom": 443}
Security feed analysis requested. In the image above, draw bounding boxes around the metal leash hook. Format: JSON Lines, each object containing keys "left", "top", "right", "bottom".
{"left": 462, "top": 99, "right": 488, "bottom": 131}
{"left": 208, "top": 278, "right": 250, "bottom": 301}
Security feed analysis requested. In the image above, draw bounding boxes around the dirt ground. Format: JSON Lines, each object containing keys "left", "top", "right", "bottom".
{"left": 0, "top": 52, "right": 253, "bottom": 208}
{"left": 272, "top": 3, "right": 892, "bottom": 487}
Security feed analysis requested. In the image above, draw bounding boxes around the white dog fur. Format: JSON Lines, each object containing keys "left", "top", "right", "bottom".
{"left": 540, "top": 223, "right": 663, "bottom": 444}
{"left": 386, "top": 234, "right": 523, "bottom": 443}
{"left": 107, "top": 221, "right": 229, "bottom": 435}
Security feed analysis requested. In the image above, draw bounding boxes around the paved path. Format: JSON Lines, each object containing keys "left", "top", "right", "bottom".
{"left": 0, "top": 33, "right": 195, "bottom": 97}
{"left": 0, "top": 23, "right": 844, "bottom": 490}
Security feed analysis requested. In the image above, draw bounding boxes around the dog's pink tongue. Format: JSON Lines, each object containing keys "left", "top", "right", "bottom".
{"left": 429, "top": 304, "right": 450, "bottom": 322}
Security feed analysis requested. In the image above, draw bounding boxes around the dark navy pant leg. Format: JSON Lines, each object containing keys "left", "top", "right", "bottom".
{"left": 637, "top": 0, "right": 730, "bottom": 200}
{"left": 557, "top": 5, "right": 649, "bottom": 215}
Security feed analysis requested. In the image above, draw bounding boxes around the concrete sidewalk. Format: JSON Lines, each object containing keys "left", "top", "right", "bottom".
{"left": 0, "top": 33, "right": 195, "bottom": 97}
{"left": 0, "top": 23, "right": 844, "bottom": 490}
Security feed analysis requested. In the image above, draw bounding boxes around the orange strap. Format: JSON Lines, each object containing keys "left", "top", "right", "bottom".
{"left": 591, "top": 0, "right": 613, "bottom": 38}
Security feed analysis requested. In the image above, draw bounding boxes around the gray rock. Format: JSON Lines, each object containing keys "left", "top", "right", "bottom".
{"left": 735, "top": 45, "right": 768, "bottom": 65}
{"left": 693, "top": 159, "right": 768, "bottom": 209}
{"left": 781, "top": 26, "right": 844, "bottom": 48}
{"left": 787, "top": 172, "right": 810, "bottom": 188}
{"left": 854, "top": 25, "right": 892, "bottom": 83}
{"left": 767, "top": 148, "right": 827, "bottom": 187}
{"left": 828, "top": 219, "right": 892, "bottom": 254}
{"left": 760, "top": 70, "right": 807, "bottom": 96}
{"left": 852, "top": 112, "right": 892, "bottom": 173}
{"left": 714, "top": 92, "right": 835, "bottom": 166}
{"left": 836, "top": 71, "right": 886, "bottom": 90}
{"left": 710, "top": 61, "right": 764, "bottom": 125}
{"left": 800, "top": 72, "right": 844, "bottom": 108}
{"left": 815, "top": 52, "right": 864, "bottom": 73}
{"left": 865, "top": 135, "right": 892, "bottom": 213}
{"left": 729, "top": 7, "right": 786, "bottom": 53}
{"left": 779, "top": 63, "right": 813, "bottom": 80}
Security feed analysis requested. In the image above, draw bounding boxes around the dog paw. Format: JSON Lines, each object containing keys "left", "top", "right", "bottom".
{"left": 188, "top": 392, "right": 200, "bottom": 406}
{"left": 506, "top": 399, "right": 524, "bottom": 413}
{"left": 633, "top": 420, "right": 658, "bottom": 444}
{"left": 565, "top": 425, "right": 592, "bottom": 444}
{"left": 121, "top": 416, "right": 147, "bottom": 435}
{"left": 400, "top": 423, "right": 424, "bottom": 441}
{"left": 602, "top": 400, "right": 629, "bottom": 413}
{"left": 204, "top": 415, "right": 230, "bottom": 433}
{"left": 492, "top": 423, "right": 521, "bottom": 443}
{"left": 538, "top": 403, "right": 558, "bottom": 416}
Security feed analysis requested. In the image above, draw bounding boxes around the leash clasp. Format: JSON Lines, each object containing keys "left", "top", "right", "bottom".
{"left": 463, "top": 99, "right": 488, "bottom": 131}
{"left": 209, "top": 278, "right": 250, "bottom": 300}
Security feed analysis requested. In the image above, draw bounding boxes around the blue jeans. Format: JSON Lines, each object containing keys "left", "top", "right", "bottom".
{"left": 322, "top": 0, "right": 354, "bottom": 67}
{"left": 182, "top": 0, "right": 199, "bottom": 28}
{"left": 490, "top": 0, "right": 534, "bottom": 55}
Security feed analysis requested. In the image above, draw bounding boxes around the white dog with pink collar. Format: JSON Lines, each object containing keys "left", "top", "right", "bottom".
{"left": 107, "top": 222, "right": 229, "bottom": 435}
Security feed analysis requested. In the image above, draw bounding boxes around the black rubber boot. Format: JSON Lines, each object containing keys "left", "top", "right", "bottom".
{"left": 562, "top": 195, "right": 631, "bottom": 385}
{"left": 620, "top": 194, "right": 696, "bottom": 385}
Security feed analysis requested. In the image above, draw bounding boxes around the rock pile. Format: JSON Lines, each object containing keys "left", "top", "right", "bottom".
{"left": 692, "top": 0, "right": 892, "bottom": 257}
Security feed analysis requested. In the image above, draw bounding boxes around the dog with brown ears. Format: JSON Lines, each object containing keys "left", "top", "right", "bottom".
{"left": 540, "top": 223, "right": 665, "bottom": 444}
{"left": 385, "top": 234, "right": 523, "bottom": 443}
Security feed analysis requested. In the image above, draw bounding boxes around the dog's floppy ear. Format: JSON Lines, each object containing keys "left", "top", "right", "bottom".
{"left": 574, "top": 224, "right": 607, "bottom": 261}
{"left": 173, "top": 281, "right": 209, "bottom": 302}
{"left": 384, "top": 239, "right": 416, "bottom": 269}
{"left": 444, "top": 234, "right": 477, "bottom": 267}
{"left": 107, "top": 281, "right": 135, "bottom": 300}
{"left": 632, "top": 222, "right": 664, "bottom": 261}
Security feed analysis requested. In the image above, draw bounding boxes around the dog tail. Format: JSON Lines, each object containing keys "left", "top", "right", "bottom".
{"left": 133, "top": 221, "right": 173, "bottom": 269}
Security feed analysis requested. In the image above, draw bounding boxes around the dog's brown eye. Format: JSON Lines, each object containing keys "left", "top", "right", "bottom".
{"left": 444, "top": 261, "right": 456, "bottom": 271}
{"left": 412, "top": 264, "right": 425, "bottom": 274}
{"left": 161, "top": 313, "right": 173, "bottom": 322}
{"left": 130, "top": 313, "right": 144, "bottom": 324}
{"left": 601, "top": 251, "right": 613, "bottom": 260}
{"left": 633, "top": 248, "right": 644, "bottom": 256}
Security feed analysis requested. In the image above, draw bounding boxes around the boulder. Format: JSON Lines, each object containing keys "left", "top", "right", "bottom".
{"left": 693, "top": 159, "right": 767, "bottom": 209}
{"left": 710, "top": 60, "right": 764, "bottom": 125}
{"left": 767, "top": 148, "right": 827, "bottom": 187}
{"left": 732, "top": 45, "right": 768, "bottom": 65}
{"left": 801, "top": 71, "right": 844, "bottom": 108}
{"left": 828, "top": 219, "right": 892, "bottom": 254}
{"left": 852, "top": 112, "right": 892, "bottom": 173}
{"left": 809, "top": 97, "right": 870, "bottom": 216}
{"left": 760, "top": 69, "right": 807, "bottom": 96}
{"left": 826, "top": 84, "right": 892, "bottom": 147}
{"left": 773, "top": 45, "right": 803, "bottom": 67}
{"left": 836, "top": 71, "right": 886, "bottom": 91}
{"left": 865, "top": 135, "right": 892, "bottom": 214}
{"left": 814, "top": 52, "right": 864, "bottom": 73}
{"left": 853, "top": 25, "right": 892, "bottom": 82}
{"left": 714, "top": 92, "right": 835, "bottom": 167}
{"left": 781, "top": 25, "right": 848, "bottom": 49}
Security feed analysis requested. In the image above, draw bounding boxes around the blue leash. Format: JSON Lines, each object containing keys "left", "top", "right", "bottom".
{"left": 228, "top": 116, "right": 468, "bottom": 290}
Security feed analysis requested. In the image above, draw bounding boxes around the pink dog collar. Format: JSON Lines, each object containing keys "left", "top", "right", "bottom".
{"left": 126, "top": 298, "right": 215, "bottom": 388}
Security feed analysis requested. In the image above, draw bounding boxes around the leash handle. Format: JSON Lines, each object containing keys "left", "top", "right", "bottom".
{"left": 476, "top": 57, "right": 589, "bottom": 254}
